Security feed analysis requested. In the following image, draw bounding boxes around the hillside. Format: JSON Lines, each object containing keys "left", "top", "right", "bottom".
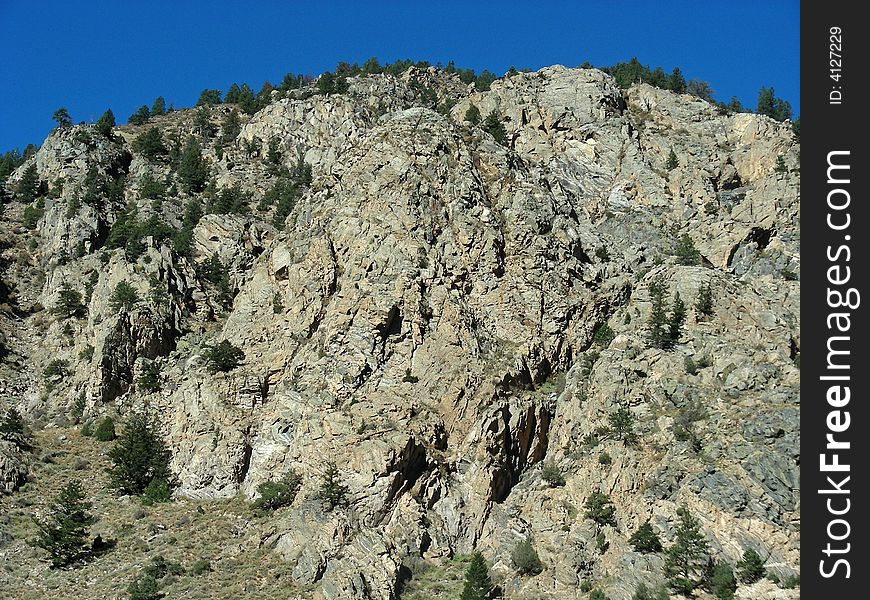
{"left": 0, "top": 65, "right": 800, "bottom": 600}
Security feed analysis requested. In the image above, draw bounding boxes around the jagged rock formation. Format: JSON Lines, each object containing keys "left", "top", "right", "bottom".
{"left": 0, "top": 65, "right": 799, "bottom": 599}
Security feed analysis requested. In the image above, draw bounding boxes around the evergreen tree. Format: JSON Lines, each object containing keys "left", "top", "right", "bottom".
{"left": 238, "top": 83, "right": 257, "bottom": 115}
{"left": 220, "top": 109, "right": 242, "bottom": 144}
{"left": 319, "top": 461, "right": 350, "bottom": 510}
{"left": 585, "top": 491, "right": 617, "bottom": 527}
{"left": 792, "top": 116, "right": 800, "bottom": 141}
{"left": 511, "top": 537, "right": 543, "bottom": 575}
{"left": 735, "top": 548, "right": 766, "bottom": 583}
{"left": 666, "top": 148, "right": 678, "bottom": 170}
{"left": 253, "top": 470, "right": 302, "bottom": 511}
{"left": 224, "top": 83, "right": 241, "bottom": 104}
{"left": 675, "top": 233, "right": 700, "bottom": 265}
{"left": 34, "top": 480, "right": 94, "bottom": 567}
{"left": 709, "top": 561, "right": 737, "bottom": 599}
{"left": 53, "top": 107, "right": 72, "bottom": 128}
{"left": 107, "top": 414, "right": 174, "bottom": 496}
{"left": 726, "top": 96, "right": 744, "bottom": 113}
{"left": 109, "top": 281, "right": 141, "bottom": 312}
{"left": 128, "top": 105, "right": 151, "bottom": 126}
{"left": 474, "top": 69, "right": 497, "bottom": 92}
{"left": 774, "top": 156, "right": 788, "bottom": 173}
{"left": 203, "top": 340, "right": 245, "bottom": 373}
{"left": 609, "top": 406, "right": 636, "bottom": 443}
{"left": 95, "top": 109, "right": 116, "bottom": 137}
{"left": 629, "top": 521, "right": 663, "bottom": 553}
{"left": 668, "top": 292, "right": 686, "bottom": 345}
{"left": 695, "top": 281, "right": 713, "bottom": 317}
{"left": 460, "top": 552, "right": 494, "bottom": 600}
{"left": 482, "top": 110, "right": 508, "bottom": 145}
{"left": 94, "top": 417, "right": 116, "bottom": 442}
{"left": 664, "top": 506, "right": 710, "bottom": 595}
{"left": 196, "top": 89, "right": 222, "bottom": 106}
{"left": 668, "top": 68, "right": 686, "bottom": 93}
{"left": 193, "top": 106, "right": 215, "bottom": 138}
{"left": 177, "top": 136, "right": 209, "bottom": 193}
{"left": 686, "top": 80, "right": 715, "bottom": 102}
{"left": 127, "top": 573, "right": 163, "bottom": 600}
{"left": 132, "top": 128, "right": 168, "bottom": 160}
{"left": 151, "top": 96, "right": 166, "bottom": 116}
{"left": 53, "top": 283, "right": 86, "bottom": 319}
{"left": 16, "top": 163, "right": 39, "bottom": 202}
{"left": 647, "top": 276, "right": 670, "bottom": 349}
{"left": 0, "top": 408, "right": 29, "bottom": 448}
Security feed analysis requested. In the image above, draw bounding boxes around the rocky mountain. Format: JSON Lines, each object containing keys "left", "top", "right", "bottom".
{"left": 0, "top": 65, "right": 800, "bottom": 599}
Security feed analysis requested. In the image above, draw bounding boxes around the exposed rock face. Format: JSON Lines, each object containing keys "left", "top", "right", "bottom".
{"left": 0, "top": 65, "right": 799, "bottom": 599}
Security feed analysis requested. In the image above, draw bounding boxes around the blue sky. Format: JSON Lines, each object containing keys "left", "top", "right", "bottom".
{"left": 0, "top": 1, "right": 799, "bottom": 152}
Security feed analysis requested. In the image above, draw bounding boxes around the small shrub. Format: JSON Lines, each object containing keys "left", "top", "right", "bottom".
{"left": 710, "top": 561, "right": 737, "bottom": 599}
{"left": 595, "top": 246, "right": 610, "bottom": 261}
{"left": 774, "top": 156, "right": 788, "bottom": 173}
{"left": 666, "top": 149, "right": 678, "bottom": 170}
{"left": 141, "top": 477, "right": 172, "bottom": 505}
{"left": 190, "top": 559, "right": 212, "bottom": 575}
{"left": 598, "top": 451, "right": 612, "bottom": 466}
{"left": 608, "top": 406, "right": 636, "bottom": 443}
{"left": 402, "top": 369, "right": 419, "bottom": 383}
{"left": 464, "top": 103, "right": 481, "bottom": 125}
{"left": 53, "top": 284, "right": 86, "bottom": 319}
{"left": 695, "top": 281, "right": 713, "bottom": 316}
{"left": 541, "top": 461, "right": 565, "bottom": 487}
{"left": 272, "top": 292, "right": 284, "bottom": 314}
{"left": 127, "top": 573, "right": 163, "bottom": 600}
{"left": 592, "top": 322, "right": 615, "bottom": 347}
{"left": 482, "top": 110, "right": 508, "bottom": 146}
{"left": 253, "top": 470, "right": 302, "bottom": 511}
{"left": 138, "top": 361, "right": 162, "bottom": 393}
{"left": 590, "top": 590, "right": 609, "bottom": 600}
{"left": 43, "top": 359, "right": 70, "bottom": 379}
{"left": 93, "top": 417, "right": 116, "bottom": 442}
{"left": 511, "top": 537, "right": 543, "bottom": 575}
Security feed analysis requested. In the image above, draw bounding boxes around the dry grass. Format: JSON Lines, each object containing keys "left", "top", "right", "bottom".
{"left": 0, "top": 428, "right": 303, "bottom": 599}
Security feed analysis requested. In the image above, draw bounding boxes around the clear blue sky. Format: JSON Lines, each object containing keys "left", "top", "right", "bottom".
{"left": 0, "top": 0, "right": 799, "bottom": 153}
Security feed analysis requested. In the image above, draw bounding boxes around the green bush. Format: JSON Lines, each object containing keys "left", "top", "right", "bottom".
{"left": 53, "top": 284, "right": 86, "bottom": 319}
{"left": 16, "top": 163, "right": 39, "bottom": 203}
{"left": 774, "top": 156, "right": 788, "bottom": 173}
{"left": 93, "top": 417, "right": 116, "bottom": 442}
{"left": 633, "top": 583, "right": 669, "bottom": 600}
{"left": 22, "top": 199, "right": 45, "bottom": 229}
{"left": 196, "top": 89, "right": 223, "bottom": 106}
{"left": 695, "top": 281, "right": 713, "bottom": 317}
{"left": 43, "top": 359, "right": 70, "bottom": 378}
{"left": 128, "top": 105, "right": 151, "bottom": 126}
{"left": 190, "top": 559, "right": 212, "bottom": 575}
{"left": 203, "top": 340, "right": 245, "bottom": 373}
{"left": 253, "top": 470, "right": 302, "bottom": 511}
{"left": 138, "top": 361, "right": 162, "bottom": 393}
{"left": 666, "top": 149, "right": 678, "bottom": 170}
{"left": 608, "top": 406, "right": 636, "bottom": 443}
{"left": 589, "top": 591, "right": 609, "bottom": 600}
{"left": 584, "top": 491, "right": 616, "bottom": 527}
{"left": 127, "top": 573, "right": 163, "bottom": 600}
{"left": 511, "top": 537, "right": 543, "bottom": 575}
{"left": 629, "top": 521, "right": 663, "bottom": 553}
{"left": 592, "top": 322, "right": 615, "bottom": 346}
{"left": 541, "top": 461, "right": 565, "bottom": 487}
{"left": 142, "top": 477, "right": 172, "bottom": 505}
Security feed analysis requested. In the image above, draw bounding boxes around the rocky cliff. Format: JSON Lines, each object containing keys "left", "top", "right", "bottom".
{"left": 0, "top": 65, "right": 799, "bottom": 599}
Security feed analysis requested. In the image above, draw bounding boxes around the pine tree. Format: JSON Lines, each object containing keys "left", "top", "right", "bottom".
{"left": 319, "top": 461, "right": 349, "bottom": 510}
{"left": 151, "top": 96, "right": 166, "bottom": 116}
{"left": 695, "top": 281, "right": 713, "bottom": 317}
{"left": 668, "top": 68, "right": 686, "bottom": 93}
{"left": 133, "top": 128, "right": 168, "bottom": 160}
{"left": 203, "top": 340, "right": 245, "bottom": 373}
{"left": 465, "top": 103, "right": 482, "bottom": 125}
{"left": 584, "top": 491, "right": 617, "bottom": 526}
{"left": 16, "top": 163, "right": 39, "bottom": 202}
{"left": 34, "top": 480, "right": 94, "bottom": 567}
{"left": 128, "top": 105, "right": 151, "bottom": 126}
{"left": 109, "top": 281, "right": 140, "bottom": 312}
{"left": 735, "top": 548, "right": 766, "bottom": 583}
{"left": 609, "top": 406, "right": 636, "bottom": 444}
{"left": 93, "top": 417, "right": 116, "bottom": 442}
{"left": 647, "top": 276, "right": 670, "bottom": 349}
{"left": 53, "top": 107, "right": 72, "bottom": 128}
{"left": 666, "top": 148, "right": 678, "bottom": 170}
{"left": 664, "top": 506, "right": 710, "bottom": 595}
{"left": 177, "top": 136, "right": 209, "bottom": 193}
{"left": 224, "top": 83, "right": 241, "bottom": 104}
{"left": 53, "top": 283, "right": 86, "bottom": 319}
{"left": 95, "top": 109, "right": 116, "bottom": 137}
{"left": 196, "top": 89, "right": 222, "bottom": 106}
{"left": 668, "top": 292, "right": 686, "bottom": 345}
{"left": 482, "top": 110, "right": 508, "bottom": 145}
{"left": 459, "top": 552, "right": 493, "bottom": 600}
{"left": 675, "top": 234, "right": 700, "bottom": 265}
{"left": 709, "top": 561, "right": 737, "bottom": 599}
{"left": 107, "top": 414, "right": 174, "bottom": 496}
{"left": 629, "top": 521, "right": 663, "bottom": 553}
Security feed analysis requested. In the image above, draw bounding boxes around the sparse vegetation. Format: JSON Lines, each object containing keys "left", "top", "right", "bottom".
{"left": 584, "top": 491, "right": 617, "bottom": 527}
{"left": 203, "top": 340, "right": 245, "bottom": 373}
{"left": 319, "top": 461, "right": 350, "bottom": 510}
{"left": 541, "top": 461, "right": 566, "bottom": 487}
{"left": 252, "top": 470, "right": 302, "bottom": 511}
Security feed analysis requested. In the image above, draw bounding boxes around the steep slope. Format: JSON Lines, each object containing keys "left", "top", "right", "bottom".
{"left": 0, "top": 65, "right": 799, "bottom": 600}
